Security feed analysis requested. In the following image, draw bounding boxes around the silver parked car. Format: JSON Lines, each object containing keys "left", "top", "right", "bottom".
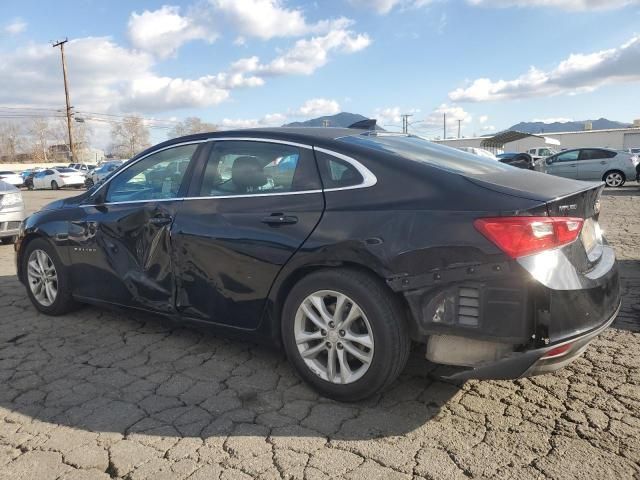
{"left": 0, "top": 180, "right": 25, "bottom": 244}
{"left": 541, "top": 148, "right": 639, "bottom": 187}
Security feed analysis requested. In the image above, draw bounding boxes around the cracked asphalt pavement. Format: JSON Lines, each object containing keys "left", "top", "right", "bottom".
{"left": 1, "top": 188, "right": 639, "bottom": 480}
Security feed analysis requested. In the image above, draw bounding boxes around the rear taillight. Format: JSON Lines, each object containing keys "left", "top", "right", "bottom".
{"left": 474, "top": 216, "right": 584, "bottom": 258}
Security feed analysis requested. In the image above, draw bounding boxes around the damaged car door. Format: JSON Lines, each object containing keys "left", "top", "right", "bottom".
{"left": 68, "top": 143, "right": 201, "bottom": 312}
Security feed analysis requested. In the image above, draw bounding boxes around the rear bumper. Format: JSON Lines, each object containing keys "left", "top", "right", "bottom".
{"left": 445, "top": 299, "right": 620, "bottom": 380}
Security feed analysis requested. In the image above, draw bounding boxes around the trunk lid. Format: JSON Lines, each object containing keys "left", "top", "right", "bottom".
{"left": 467, "top": 171, "right": 605, "bottom": 269}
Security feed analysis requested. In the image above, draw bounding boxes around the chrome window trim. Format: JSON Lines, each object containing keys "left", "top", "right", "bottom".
{"left": 313, "top": 147, "right": 377, "bottom": 191}
{"left": 205, "top": 136, "right": 313, "bottom": 150}
{"left": 84, "top": 137, "right": 376, "bottom": 207}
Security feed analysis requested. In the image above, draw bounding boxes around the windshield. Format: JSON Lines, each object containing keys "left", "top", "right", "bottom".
{"left": 339, "top": 134, "right": 511, "bottom": 175}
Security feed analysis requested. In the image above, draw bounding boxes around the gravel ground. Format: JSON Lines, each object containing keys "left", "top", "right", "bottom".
{"left": 0, "top": 188, "right": 638, "bottom": 480}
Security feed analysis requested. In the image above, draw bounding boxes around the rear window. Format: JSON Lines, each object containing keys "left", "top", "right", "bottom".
{"left": 339, "top": 135, "right": 511, "bottom": 175}
{"left": 56, "top": 168, "right": 77, "bottom": 173}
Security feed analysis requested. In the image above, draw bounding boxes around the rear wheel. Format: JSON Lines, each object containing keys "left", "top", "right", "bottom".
{"left": 51, "top": 180, "right": 59, "bottom": 190}
{"left": 603, "top": 170, "right": 625, "bottom": 187}
{"left": 22, "top": 238, "right": 78, "bottom": 315}
{"left": 282, "top": 269, "right": 410, "bottom": 401}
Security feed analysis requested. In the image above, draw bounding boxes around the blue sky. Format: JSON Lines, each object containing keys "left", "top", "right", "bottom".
{"left": 1, "top": 0, "right": 640, "bottom": 146}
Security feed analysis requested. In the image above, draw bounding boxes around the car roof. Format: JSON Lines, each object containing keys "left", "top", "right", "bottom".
{"left": 155, "top": 127, "right": 361, "bottom": 150}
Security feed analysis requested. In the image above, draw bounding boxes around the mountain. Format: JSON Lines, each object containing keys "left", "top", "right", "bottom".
{"left": 507, "top": 118, "right": 632, "bottom": 134}
{"left": 282, "top": 112, "right": 370, "bottom": 128}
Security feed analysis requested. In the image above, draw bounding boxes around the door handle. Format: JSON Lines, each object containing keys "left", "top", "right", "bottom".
{"left": 261, "top": 214, "right": 298, "bottom": 225}
{"left": 600, "top": 161, "right": 607, "bottom": 165}
{"left": 149, "top": 215, "right": 173, "bottom": 226}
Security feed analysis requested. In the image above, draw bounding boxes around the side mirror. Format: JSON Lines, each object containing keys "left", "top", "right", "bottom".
{"left": 546, "top": 158, "right": 553, "bottom": 165}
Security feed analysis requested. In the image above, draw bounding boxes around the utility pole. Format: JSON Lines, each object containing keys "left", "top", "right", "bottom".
{"left": 443, "top": 113, "right": 447, "bottom": 139}
{"left": 401, "top": 114, "right": 413, "bottom": 134}
{"left": 457, "top": 119, "right": 462, "bottom": 138}
{"left": 52, "top": 38, "right": 75, "bottom": 162}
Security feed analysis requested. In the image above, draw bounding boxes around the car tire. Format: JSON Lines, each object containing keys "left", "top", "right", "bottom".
{"left": 281, "top": 268, "right": 410, "bottom": 402}
{"left": 22, "top": 238, "right": 79, "bottom": 315}
{"left": 51, "top": 180, "right": 59, "bottom": 190}
{"left": 603, "top": 170, "right": 625, "bottom": 188}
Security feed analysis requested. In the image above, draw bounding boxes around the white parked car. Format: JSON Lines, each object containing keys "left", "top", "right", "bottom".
{"left": 85, "top": 160, "right": 125, "bottom": 187}
{"left": 32, "top": 168, "right": 86, "bottom": 190}
{"left": 0, "top": 181, "right": 25, "bottom": 244}
{"left": 526, "top": 147, "right": 558, "bottom": 169}
{"left": 0, "top": 171, "right": 24, "bottom": 188}
{"left": 68, "top": 163, "right": 97, "bottom": 173}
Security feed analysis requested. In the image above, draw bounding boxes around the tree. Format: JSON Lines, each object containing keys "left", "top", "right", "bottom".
{"left": 170, "top": 117, "right": 217, "bottom": 138}
{"left": 28, "top": 118, "right": 54, "bottom": 162}
{"left": 110, "top": 116, "right": 150, "bottom": 159}
{"left": 0, "top": 122, "right": 23, "bottom": 162}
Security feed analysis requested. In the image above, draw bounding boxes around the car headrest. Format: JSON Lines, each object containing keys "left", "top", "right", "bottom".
{"left": 231, "top": 156, "right": 267, "bottom": 191}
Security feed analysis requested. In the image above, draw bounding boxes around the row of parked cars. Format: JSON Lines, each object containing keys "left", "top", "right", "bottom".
{"left": 0, "top": 160, "right": 126, "bottom": 191}
{"left": 458, "top": 146, "right": 640, "bottom": 187}
{"left": 0, "top": 161, "right": 126, "bottom": 245}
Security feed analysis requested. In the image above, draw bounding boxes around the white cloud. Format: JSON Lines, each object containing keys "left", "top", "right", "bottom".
{"left": 348, "top": 0, "right": 435, "bottom": 14}
{"left": 4, "top": 18, "right": 27, "bottom": 35}
{"left": 467, "top": 0, "right": 639, "bottom": 11}
{"left": 479, "top": 115, "right": 489, "bottom": 124}
{"left": 374, "top": 104, "right": 471, "bottom": 134}
{"left": 128, "top": 5, "right": 217, "bottom": 58}
{"left": 295, "top": 98, "right": 341, "bottom": 116}
{"left": 0, "top": 37, "right": 266, "bottom": 115}
{"left": 449, "top": 35, "right": 640, "bottom": 102}
{"left": 482, "top": 125, "right": 496, "bottom": 132}
{"left": 532, "top": 117, "right": 574, "bottom": 123}
{"left": 232, "top": 28, "right": 371, "bottom": 76}
{"left": 212, "top": 0, "right": 352, "bottom": 39}
{"left": 424, "top": 104, "right": 472, "bottom": 129}
{"left": 219, "top": 112, "right": 287, "bottom": 129}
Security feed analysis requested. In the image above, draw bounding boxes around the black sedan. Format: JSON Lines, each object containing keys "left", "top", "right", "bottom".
{"left": 16, "top": 128, "right": 621, "bottom": 401}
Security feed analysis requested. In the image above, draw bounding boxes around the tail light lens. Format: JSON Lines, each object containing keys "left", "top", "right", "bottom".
{"left": 474, "top": 216, "right": 584, "bottom": 258}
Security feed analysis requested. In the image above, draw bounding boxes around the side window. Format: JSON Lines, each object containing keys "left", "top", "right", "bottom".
{"left": 556, "top": 151, "right": 579, "bottom": 162}
{"left": 197, "top": 141, "right": 320, "bottom": 196}
{"left": 315, "top": 151, "right": 364, "bottom": 189}
{"left": 579, "top": 149, "right": 604, "bottom": 161}
{"left": 105, "top": 144, "right": 198, "bottom": 203}
{"left": 600, "top": 150, "right": 617, "bottom": 159}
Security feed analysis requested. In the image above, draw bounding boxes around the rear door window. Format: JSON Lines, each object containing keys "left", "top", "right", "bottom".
{"left": 196, "top": 141, "right": 320, "bottom": 197}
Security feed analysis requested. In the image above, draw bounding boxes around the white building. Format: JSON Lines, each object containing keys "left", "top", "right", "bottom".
{"left": 435, "top": 124, "right": 640, "bottom": 153}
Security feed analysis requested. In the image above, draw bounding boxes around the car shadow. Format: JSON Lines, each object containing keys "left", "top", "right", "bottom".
{"left": 601, "top": 186, "right": 639, "bottom": 197}
{"left": 613, "top": 259, "right": 640, "bottom": 333}
{"left": 0, "top": 273, "right": 460, "bottom": 441}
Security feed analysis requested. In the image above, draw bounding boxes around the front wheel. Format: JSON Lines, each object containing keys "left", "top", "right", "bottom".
{"left": 22, "top": 238, "right": 78, "bottom": 315}
{"left": 51, "top": 180, "right": 59, "bottom": 190}
{"left": 282, "top": 269, "right": 410, "bottom": 401}
{"left": 603, "top": 170, "right": 625, "bottom": 187}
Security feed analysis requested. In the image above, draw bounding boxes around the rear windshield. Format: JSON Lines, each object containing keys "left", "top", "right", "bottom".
{"left": 56, "top": 168, "right": 77, "bottom": 173}
{"left": 339, "top": 135, "right": 511, "bottom": 175}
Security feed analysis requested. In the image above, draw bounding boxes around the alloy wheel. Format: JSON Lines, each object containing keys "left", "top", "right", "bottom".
{"left": 294, "top": 290, "right": 374, "bottom": 384}
{"left": 27, "top": 249, "right": 58, "bottom": 307}
{"left": 605, "top": 172, "right": 623, "bottom": 187}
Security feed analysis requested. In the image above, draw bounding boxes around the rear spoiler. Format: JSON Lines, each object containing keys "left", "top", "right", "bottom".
{"left": 348, "top": 119, "right": 378, "bottom": 130}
